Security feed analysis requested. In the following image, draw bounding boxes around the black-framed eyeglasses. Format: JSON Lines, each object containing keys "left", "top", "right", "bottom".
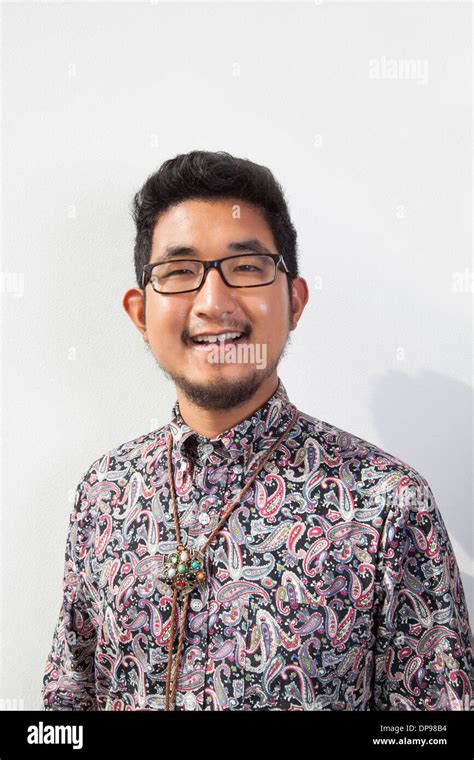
{"left": 142, "top": 253, "right": 289, "bottom": 294}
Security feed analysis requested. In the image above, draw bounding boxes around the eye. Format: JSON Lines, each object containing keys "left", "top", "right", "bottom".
{"left": 234, "top": 264, "right": 260, "bottom": 272}
{"left": 162, "top": 268, "right": 193, "bottom": 278}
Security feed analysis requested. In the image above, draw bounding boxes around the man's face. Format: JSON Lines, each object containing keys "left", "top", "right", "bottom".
{"left": 135, "top": 198, "right": 302, "bottom": 410}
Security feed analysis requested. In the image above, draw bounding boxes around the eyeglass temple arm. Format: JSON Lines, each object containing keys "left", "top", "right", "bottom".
{"left": 142, "top": 266, "right": 152, "bottom": 289}
{"left": 278, "top": 255, "right": 289, "bottom": 273}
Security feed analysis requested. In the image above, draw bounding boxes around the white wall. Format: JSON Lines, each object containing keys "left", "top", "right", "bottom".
{"left": 1, "top": 0, "right": 472, "bottom": 709}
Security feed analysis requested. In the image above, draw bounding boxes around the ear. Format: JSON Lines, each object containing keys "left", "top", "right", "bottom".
{"left": 289, "top": 277, "right": 310, "bottom": 330}
{"left": 122, "top": 288, "right": 148, "bottom": 340}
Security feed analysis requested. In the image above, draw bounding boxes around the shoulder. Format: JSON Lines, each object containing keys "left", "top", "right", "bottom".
{"left": 295, "top": 410, "right": 449, "bottom": 566}
{"left": 76, "top": 423, "right": 170, "bottom": 493}
{"left": 295, "top": 407, "right": 431, "bottom": 497}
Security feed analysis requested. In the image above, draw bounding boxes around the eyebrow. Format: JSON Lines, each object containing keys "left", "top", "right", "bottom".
{"left": 155, "top": 239, "right": 274, "bottom": 263}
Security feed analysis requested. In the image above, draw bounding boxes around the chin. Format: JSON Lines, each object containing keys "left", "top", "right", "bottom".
{"left": 172, "top": 369, "right": 271, "bottom": 411}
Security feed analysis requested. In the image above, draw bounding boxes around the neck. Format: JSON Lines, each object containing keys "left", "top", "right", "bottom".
{"left": 175, "top": 375, "right": 280, "bottom": 439}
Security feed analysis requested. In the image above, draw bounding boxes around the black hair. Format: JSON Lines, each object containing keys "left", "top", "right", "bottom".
{"left": 131, "top": 150, "right": 299, "bottom": 303}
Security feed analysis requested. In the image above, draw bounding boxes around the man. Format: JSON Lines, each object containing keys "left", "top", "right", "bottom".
{"left": 42, "top": 150, "right": 473, "bottom": 711}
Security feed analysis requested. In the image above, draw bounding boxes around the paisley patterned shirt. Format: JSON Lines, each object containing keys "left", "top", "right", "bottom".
{"left": 41, "top": 378, "right": 473, "bottom": 711}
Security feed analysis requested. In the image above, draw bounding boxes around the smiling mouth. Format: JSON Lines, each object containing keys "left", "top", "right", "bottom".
{"left": 188, "top": 332, "right": 249, "bottom": 349}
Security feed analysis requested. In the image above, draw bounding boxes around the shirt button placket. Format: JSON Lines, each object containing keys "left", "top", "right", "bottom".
{"left": 184, "top": 458, "right": 212, "bottom": 711}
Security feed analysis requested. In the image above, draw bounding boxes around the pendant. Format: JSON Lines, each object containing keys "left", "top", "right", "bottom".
{"left": 162, "top": 544, "right": 206, "bottom": 595}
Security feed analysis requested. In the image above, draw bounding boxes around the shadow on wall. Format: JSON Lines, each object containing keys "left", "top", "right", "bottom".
{"left": 370, "top": 368, "right": 473, "bottom": 614}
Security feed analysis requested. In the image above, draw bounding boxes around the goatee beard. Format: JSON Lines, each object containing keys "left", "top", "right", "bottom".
{"left": 159, "top": 362, "right": 280, "bottom": 411}
{"left": 147, "top": 331, "right": 292, "bottom": 411}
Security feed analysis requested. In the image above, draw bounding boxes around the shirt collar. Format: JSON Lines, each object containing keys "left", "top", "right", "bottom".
{"left": 169, "top": 378, "right": 296, "bottom": 467}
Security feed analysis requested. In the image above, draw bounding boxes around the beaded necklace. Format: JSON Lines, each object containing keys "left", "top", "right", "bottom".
{"left": 162, "top": 404, "right": 299, "bottom": 710}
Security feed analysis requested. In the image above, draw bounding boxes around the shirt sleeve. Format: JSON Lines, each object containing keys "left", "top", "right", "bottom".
{"left": 372, "top": 474, "right": 473, "bottom": 710}
{"left": 41, "top": 472, "right": 99, "bottom": 710}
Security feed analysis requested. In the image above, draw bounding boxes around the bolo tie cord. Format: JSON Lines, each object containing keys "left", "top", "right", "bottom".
{"left": 165, "top": 586, "right": 189, "bottom": 711}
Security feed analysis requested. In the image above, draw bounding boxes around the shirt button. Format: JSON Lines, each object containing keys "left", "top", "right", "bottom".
{"left": 190, "top": 598, "right": 203, "bottom": 612}
{"left": 184, "top": 693, "right": 197, "bottom": 710}
{"left": 198, "top": 512, "right": 210, "bottom": 526}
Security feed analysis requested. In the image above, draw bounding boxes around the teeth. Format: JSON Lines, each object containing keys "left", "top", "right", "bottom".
{"left": 193, "top": 332, "right": 242, "bottom": 344}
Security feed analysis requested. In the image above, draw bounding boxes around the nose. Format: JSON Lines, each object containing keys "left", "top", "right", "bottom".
{"left": 191, "top": 266, "right": 237, "bottom": 318}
